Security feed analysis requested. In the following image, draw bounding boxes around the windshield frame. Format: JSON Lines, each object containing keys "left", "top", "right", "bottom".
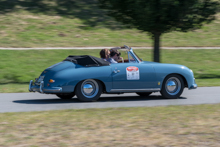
{"left": 110, "top": 45, "right": 142, "bottom": 63}
{"left": 126, "top": 47, "right": 141, "bottom": 63}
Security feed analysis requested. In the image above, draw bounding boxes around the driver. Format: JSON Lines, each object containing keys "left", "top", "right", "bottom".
{"left": 107, "top": 49, "right": 123, "bottom": 63}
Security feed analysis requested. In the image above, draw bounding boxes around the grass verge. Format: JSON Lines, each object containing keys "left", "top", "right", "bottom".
{"left": 0, "top": 8, "right": 219, "bottom": 47}
{"left": 0, "top": 104, "right": 220, "bottom": 146}
{"left": 0, "top": 49, "right": 219, "bottom": 93}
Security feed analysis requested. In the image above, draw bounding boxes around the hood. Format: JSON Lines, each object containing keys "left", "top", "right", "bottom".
{"left": 142, "top": 61, "right": 159, "bottom": 64}
{"left": 142, "top": 61, "right": 189, "bottom": 70}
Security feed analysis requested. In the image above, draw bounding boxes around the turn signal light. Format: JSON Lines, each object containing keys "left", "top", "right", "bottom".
{"left": 49, "top": 79, "right": 55, "bottom": 83}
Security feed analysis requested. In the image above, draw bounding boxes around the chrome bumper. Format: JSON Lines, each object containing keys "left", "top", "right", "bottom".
{"left": 188, "top": 78, "right": 197, "bottom": 90}
{"left": 29, "top": 80, "right": 62, "bottom": 93}
{"left": 189, "top": 84, "right": 197, "bottom": 89}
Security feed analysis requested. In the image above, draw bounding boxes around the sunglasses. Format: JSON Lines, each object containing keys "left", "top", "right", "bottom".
{"left": 117, "top": 53, "right": 121, "bottom": 56}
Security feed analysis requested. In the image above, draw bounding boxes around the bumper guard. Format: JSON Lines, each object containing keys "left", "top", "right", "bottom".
{"left": 29, "top": 80, "right": 62, "bottom": 93}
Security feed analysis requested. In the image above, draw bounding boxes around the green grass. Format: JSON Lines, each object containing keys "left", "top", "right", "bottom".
{"left": 0, "top": 0, "right": 219, "bottom": 47}
{"left": 0, "top": 104, "right": 220, "bottom": 146}
{"left": 0, "top": 49, "right": 219, "bottom": 93}
{"left": 0, "top": 1, "right": 219, "bottom": 93}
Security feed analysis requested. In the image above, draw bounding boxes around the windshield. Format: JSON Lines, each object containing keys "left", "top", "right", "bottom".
{"left": 104, "top": 45, "right": 141, "bottom": 63}
{"left": 117, "top": 49, "right": 139, "bottom": 63}
{"left": 119, "top": 49, "right": 129, "bottom": 60}
{"left": 133, "top": 51, "right": 142, "bottom": 61}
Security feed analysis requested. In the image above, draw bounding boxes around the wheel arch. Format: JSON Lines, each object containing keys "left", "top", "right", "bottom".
{"left": 162, "top": 73, "right": 188, "bottom": 88}
{"left": 74, "top": 78, "right": 106, "bottom": 93}
{"left": 94, "top": 79, "right": 106, "bottom": 93}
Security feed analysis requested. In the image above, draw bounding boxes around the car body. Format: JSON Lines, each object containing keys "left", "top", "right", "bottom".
{"left": 29, "top": 45, "right": 197, "bottom": 101}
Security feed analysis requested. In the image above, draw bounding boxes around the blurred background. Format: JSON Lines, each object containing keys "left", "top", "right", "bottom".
{"left": 0, "top": 1, "right": 220, "bottom": 147}
{"left": 0, "top": 0, "right": 219, "bottom": 92}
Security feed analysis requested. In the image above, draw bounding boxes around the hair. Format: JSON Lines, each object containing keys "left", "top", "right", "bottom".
{"left": 100, "top": 49, "right": 109, "bottom": 59}
{"left": 110, "top": 49, "right": 121, "bottom": 57}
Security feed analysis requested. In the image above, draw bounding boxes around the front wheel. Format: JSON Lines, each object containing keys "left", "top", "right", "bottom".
{"left": 160, "top": 74, "right": 184, "bottom": 99}
{"left": 75, "top": 79, "right": 102, "bottom": 102}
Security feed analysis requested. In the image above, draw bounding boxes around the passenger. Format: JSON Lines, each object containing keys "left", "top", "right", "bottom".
{"left": 99, "top": 48, "right": 110, "bottom": 61}
{"left": 107, "top": 49, "right": 123, "bottom": 63}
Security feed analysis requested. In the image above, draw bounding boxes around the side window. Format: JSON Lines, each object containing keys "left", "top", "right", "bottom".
{"left": 117, "top": 51, "right": 137, "bottom": 63}
{"left": 119, "top": 50, "right": 129, "bottom": 63}
{"left": 120, "top": 50, "right": 128, "bottom": 60}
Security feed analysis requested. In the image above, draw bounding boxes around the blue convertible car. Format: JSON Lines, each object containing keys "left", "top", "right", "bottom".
{"left": 29, "top": 45, "right": 197, "bottom": 101}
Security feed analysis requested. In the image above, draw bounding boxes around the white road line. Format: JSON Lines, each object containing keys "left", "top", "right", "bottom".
{"left": 0, "top": 47, "right": 220, "bottom": 50}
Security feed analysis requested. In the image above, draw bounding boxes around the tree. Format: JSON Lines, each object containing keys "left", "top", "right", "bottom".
{"left": 98, "top": 0, "right": 219, "bottom": 62}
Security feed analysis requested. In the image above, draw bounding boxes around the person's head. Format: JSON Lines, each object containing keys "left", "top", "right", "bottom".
{"left": 110, "top": 49, "right": 121, "bottom": 61}
{"left": 100, "top": 49, "right": 110, "bottom": 59}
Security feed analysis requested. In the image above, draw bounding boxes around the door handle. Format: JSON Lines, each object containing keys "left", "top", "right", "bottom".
{"left": 113, "top": 70, "right": 120, "bottom": 73}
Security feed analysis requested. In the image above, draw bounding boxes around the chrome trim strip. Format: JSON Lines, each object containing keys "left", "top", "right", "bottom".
{"left": 129, "top": 48, "right": 140, "bottom": 63}
{"left": 110, "top": 88, "right": 160, "bottom": 92}
{"left": 31, "top": 87, "right": 62, "bottom": 93}
{"left": 43, "top": 88, "right": 62, "bottom": 92}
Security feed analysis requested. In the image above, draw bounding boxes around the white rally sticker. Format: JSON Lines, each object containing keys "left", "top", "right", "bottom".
{"left": 126, "top": 66, "right": 139, "bottom": 80}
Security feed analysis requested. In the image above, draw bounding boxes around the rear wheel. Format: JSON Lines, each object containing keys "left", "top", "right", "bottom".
{"left": 56, "top": 93, "right": 75, "bottom": 99}
{"left": 75, "top": 79, "right": 102, "bottom": 102}
{"left": 136, "top": 92, "right": 152, "bottom": 97}
{"left": 160, "top": 74, "right": 184, "bottom": 99}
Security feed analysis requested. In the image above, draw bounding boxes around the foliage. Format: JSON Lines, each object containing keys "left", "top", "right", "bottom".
{"left": 98, "top": 0, "right": 219, "bottom": 62}
{"left": 0, "top": 0, "right": 118, "bottom": 28}
{"left": 0, "top": 1, "right": 219, "bottom": 48}
{"left": 99, "top": 0, "right": 219, "bottom": 35}
{"left": 0, "top": 11, "right": 220, "bottom": 48}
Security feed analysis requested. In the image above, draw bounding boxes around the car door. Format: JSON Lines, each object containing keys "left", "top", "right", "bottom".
{"left": 110, "top": 62, "right": 157, "bottom": 90}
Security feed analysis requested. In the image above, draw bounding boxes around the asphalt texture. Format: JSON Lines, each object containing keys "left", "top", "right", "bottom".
{"left": 0, "top": 87, "right": 220, "bottom": 113}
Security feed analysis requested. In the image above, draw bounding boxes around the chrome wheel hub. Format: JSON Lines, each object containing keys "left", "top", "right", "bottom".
{"left": 83, "top": 84, "right": 94, "bottom": 94}
{"left": 167, "top": 81, "right": 177, "bottom": 92}
{"left": 165, "top": 77, "right": 181, "bottom": 95}
{"left": 81, "top": 79, "right": 99, "bottom": 98}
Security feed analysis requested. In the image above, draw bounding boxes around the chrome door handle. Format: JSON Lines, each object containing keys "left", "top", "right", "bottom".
{"left": 113, "top": 70, "right": 120, "bottom": 73}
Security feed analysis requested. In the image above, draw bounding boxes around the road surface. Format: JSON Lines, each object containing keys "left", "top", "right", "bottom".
{"left": 0, "top": 87, "right": 219, "bottom": 113}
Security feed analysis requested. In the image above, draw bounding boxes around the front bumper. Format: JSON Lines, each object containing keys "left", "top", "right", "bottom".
{"left": 189, "top": 78, "right": 197, "bottom": 90}
{"left": 189, "top": 84, "right": 197, "bottom": 89}
{"left": 29, "top": 80, "right": 62, "bottom": 93}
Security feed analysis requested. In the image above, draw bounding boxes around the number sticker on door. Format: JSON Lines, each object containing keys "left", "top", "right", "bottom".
{"left": 126, "top": 66, "right": 140, "bottom": 80}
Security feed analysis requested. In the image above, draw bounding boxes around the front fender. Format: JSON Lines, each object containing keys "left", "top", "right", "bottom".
{"left": 153, "top": 64, "right": 196, "bottom": 89}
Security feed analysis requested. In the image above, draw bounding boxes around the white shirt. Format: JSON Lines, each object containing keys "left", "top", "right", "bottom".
{"left": 107, "top": 58, "right": 117, "bottom": 64}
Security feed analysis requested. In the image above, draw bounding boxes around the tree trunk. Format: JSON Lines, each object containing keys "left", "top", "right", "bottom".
{"left": 153, "top": 33, "right": 161, "bottom": 62}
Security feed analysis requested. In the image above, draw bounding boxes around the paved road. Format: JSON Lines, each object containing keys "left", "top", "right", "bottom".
{"left": 0, "top": 87, "right": 220, "bottom": 113}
